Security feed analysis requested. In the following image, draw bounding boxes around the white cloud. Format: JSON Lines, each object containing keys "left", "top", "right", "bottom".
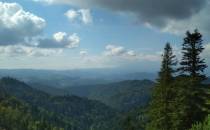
{"left": 38, "top": 32, "right": 80, "bottom": 48}
{"left": 104, "top": 45, "right": 127, "bottom": 56}
{"left": 65, "top": 9, "right": 92, "bottom": 24}
{"left": 104, "top": 44, "right": 140, "bottom": 59}
{"left": 0, "top": 2, "right": 80, "bottom": 50}
{"left": 53, "top": 32, "right": 67, "bottom": 42}
{"left": 64, "top": 9, "right": 79, "bottom": 21}
{"left": 0, "top": 45, "right": 62, "bottom": 57}
{"left": 127, "top": 50, "right": 136, "bottom": 56}
{"left": 67, "top": 33, "right": 80, "bottom": 48}
{"left": 0, "top": 2, "right": 81, "bottom": 57}
{"left": 78, "top": 9, "right": 93, "bottom": 24}
{"left": 0, "top": 2, "right": 46, "bottom": 45}
{"left": 104, "top": 44, "right": 160, "bottom": 61}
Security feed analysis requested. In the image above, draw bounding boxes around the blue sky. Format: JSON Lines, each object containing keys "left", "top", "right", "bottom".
{"left": 0, "top": 0, "right": 209, "bottom": 73}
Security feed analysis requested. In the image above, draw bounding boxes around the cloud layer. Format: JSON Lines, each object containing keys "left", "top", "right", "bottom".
{"left": 61, "top": 0, "right": 206, "bottom": 27}
{"left": 35, "top": 0, "right": 210, "bottom": 34}
{"left": 0, "top": 2, "right": 46, "bottom": 45}
{"left": 104, "top": 44, "right": 160, "bottom": 61}
{"left": 104, "top": 44, "right": 136, "bottom": 57}
{"left": 0, "top": 45, "right": 62, "bottom": 57}
{"left": 0, "top": 2, "right": 81, "bottom": 57}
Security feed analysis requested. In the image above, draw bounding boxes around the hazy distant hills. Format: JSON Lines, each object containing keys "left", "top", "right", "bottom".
{"left": 0, "top": 69, "right": 157, "bottom": 88}
{"left": 0, "top": 69, "right": 156, "bottom": 113}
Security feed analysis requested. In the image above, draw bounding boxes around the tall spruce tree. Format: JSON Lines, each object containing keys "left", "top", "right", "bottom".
{"left": 159, "top": 43, "right": 177, "bottom": 84}
{"left": 179, "top": 29, "right": 207, "bottom": 80}
{"left": 173, "top": 30, "right": 209, "bottom": 130}
{"left": 146, "top": 43, "right": 177, "bottom": 130}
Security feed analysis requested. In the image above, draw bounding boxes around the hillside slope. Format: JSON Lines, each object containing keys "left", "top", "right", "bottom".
{"left": 66, "top": 80, "right": 154, "bottom": 112}
{"left": 0, "top": 77, "right": 117, "bottom": 130}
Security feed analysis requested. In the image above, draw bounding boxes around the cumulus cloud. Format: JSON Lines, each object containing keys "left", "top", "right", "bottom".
{"left": 0, "top": 45, "right": 62, "bottom": 57}
{"left": 37, "top": 32, "right": 80, "bottom": 48}
{"left": 0, "top": 2, "right": 82, "bottom": 57}
{"left": 0, "top": 2, "right": 80, "bottom": 48}
{"left": 104, "top": 44, "right": 160, "bottom": 61}
{"left": 53, "top": 32, "right": 67, "bottom": 42}
{"left": 65, "top": 9, "right": 92, "bottom": 24}
{"left": 0, "top": 2, "right": 63, "bottom": 57}
{"left": 0, "top": 2, "right": 46, "bottom": 45}
{"left": 65, "top": 9, "right": 79, "bottom": 21}
{"left": 104, "top": 45, "right": 129, "bottom": 56}
{"left": 35, "top": 0, "right": 210, "bottom": 34}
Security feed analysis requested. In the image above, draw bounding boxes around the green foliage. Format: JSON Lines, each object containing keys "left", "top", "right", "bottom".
{"left": 171, "top": 29, "right": 209, "bottom": 129}
{"left": 189, "top": 115, "right": 210, "bottom": 130}
{"left": 88, "top": 80, "right": 154, "bottom": 112}
{"left": 0, "top": 96, "right": 63, "bottom": 130}
{"left": 114, "top": 107, "right": 147, "bottom": 130}
{"left": 0, "top": 77, "right": 117, "bottom": 130}
{"left": 146, "top": 43, "right": 177, "bottom": 130}
{"left": 179, "top": 29, "right": 207, "bottom": 79}
{"left": 168, "top": 77, "right": 208, "bottom": 130}
{"left": 146, "top": 37, "right": 209, "bottom": 130}
{"left": 158, "top": 43, "right": 177, "bottom": 84}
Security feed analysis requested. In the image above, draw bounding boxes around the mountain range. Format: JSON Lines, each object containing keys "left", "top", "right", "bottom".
{"left": 0, "top": 69, "right": 157, "bottom": 88}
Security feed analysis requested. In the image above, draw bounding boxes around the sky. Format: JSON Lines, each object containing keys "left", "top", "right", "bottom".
{"left": 0, "top": 0, "right": 209, "bottom": 73}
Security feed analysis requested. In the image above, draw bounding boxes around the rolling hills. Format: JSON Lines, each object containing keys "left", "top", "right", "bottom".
{"left": 0, "top": 77, "right": 118, "bottom": 130}
{"left": 65, "top": 80, "right": 155, "bottom": 112}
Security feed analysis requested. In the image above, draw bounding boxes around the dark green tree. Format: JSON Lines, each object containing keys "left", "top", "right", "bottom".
{"left": 171, "top": 30, "right": 209, "bottom": 130}
{"left": 146, "top": 43, "right": 177, "bottom": 130}
{"left": 179, "top": 29, "right": 207, "bottom": 80}
{"left": 159, "top": 43, "right": 177, "bottom": 84}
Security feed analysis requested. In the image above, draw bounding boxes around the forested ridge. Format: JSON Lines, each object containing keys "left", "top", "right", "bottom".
{"left": 65, "top": 80, "right": 154, "bottom": 112}
{"left": 0, "top": 77, "right": 117, "bottom": 130}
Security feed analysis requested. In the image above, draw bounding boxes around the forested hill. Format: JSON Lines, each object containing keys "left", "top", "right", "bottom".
{"left": 0, "top": 77, "right": 118, "bottom": 130}
{"left": 66, "top": 80, "right": 154, "bottom": 112}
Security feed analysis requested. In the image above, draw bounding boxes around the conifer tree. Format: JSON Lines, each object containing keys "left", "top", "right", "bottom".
{"left": 173, "top": 30, "right": 208, "bottom": 130}
{"left": 179, "top": 29, "right": 207, "bottom": 80}
{"left": 146, "top": 43, "right": 177, "bottom": 130}
{"left": 159, "top": 43, "right": 177, "bottom": 84}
